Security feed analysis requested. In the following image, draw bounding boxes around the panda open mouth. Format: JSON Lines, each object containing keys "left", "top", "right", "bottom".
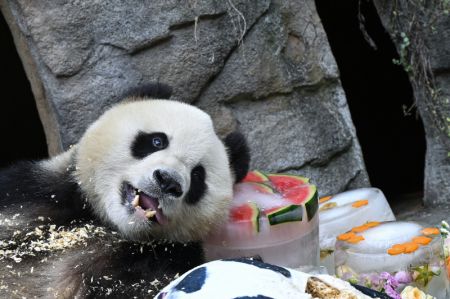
{"left": 123, "top": 183, "right": 167, "bottom": 225}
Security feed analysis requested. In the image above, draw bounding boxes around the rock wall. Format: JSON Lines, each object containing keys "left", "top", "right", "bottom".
{"left": 1, "top": 0, "right": 369, "bottom": 196}
{"left": 373, "top": 0, "right": 450, "bottom": 205}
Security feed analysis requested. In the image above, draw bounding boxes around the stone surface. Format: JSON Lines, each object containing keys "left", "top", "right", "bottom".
{"left": 373, "top": 1, "right": 450, "bottom": 205}
{"left": 392, "top": 194, "right": 450, "bottom": 227}
{"left": 197, "top": 0, "right": 368, "bottom": 195}
{"left": 1, "top": 0, "right": 369, "bottom": 196}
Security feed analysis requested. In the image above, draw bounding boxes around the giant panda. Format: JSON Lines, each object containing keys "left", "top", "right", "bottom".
{"left": 0, "top": 84, "right": 250, "bottom": 298}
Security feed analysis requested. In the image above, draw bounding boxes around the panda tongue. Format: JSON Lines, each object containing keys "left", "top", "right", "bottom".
{"left": 139, "top": 193, "right": 168, "bottom": 225}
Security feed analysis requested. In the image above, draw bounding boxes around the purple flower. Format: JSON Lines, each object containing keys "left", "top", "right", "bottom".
{"left": 384, "top": 284, "right": 401, "bottom": 299}
{"left": 379, "top": 272, "right": 402, "bottom": 298}
{"left": 380, "top": 272, "right": 399, "bottom": 288}
{"left": 368, "top": 273, "right": 382, "bottom": 289}
{"left": 394, "top": 271, "right": 412, "bottom": 284}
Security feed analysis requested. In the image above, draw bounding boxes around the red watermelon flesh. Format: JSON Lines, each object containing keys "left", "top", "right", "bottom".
{"left": 247, "top": 182, "right": 274, "bottom": 194}
{"left": 242, "top": 170, "right": 269, "bottom": 183}
{"left": 267, "top": 173, "right": 309, "bottom": 193}
{"left": 282, "top": 184, "right": 316, "bottom": 205}
{"left": 230, "top": 202, "right": 260, "bottom": 233}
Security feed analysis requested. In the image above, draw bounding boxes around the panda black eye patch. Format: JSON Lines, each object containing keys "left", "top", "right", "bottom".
{"left": 131, "top": 132, "right": 168, "bottom": 159}
{"left": 185, "top": 165, "right": 207, "bottom": 205}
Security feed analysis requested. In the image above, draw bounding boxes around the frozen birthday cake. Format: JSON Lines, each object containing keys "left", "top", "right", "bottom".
{"left": 335, "top": 221, "right": 448, "bottom": 298}
{"left": 204, "top": 171, "right": 319, "bottom": 268}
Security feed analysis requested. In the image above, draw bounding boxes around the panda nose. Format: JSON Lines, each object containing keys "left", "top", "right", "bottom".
{"left": 153, "top": 169, "right": 183, "bottom": 197}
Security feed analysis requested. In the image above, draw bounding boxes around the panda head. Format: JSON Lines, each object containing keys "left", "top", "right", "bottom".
{"left": 75, "top": 87, "right": 249, "bottom": 242}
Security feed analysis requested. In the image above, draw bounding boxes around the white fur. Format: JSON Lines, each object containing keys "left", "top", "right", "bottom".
{"left": 72, "top": 100, "right": 234, "bottom": 241}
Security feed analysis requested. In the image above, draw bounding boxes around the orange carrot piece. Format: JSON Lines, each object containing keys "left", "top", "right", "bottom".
{"left": 347, "top": 235, "right": 365, "bottom": 244}
{"left": 365, "top": 221, "right": 381, "bottom": 227}
{"left": 319, "top": 196, "right": 332, "bottom": 204}
{"left": 421, "top": 227, "right": 440, "bottom": 236}
{"left": 403, "top": 242, "right": 419, "bottom": 253}
{"left": 387, "top": 246, "right": 404, "bottom": 255}
{"left": 352, "top": 225, "right": 369, "bottom": 233}
{"left": 352, "top": 199, "right": 369, "bottom": 208}
{"left": 337, "top": 232, "right": 356, "bottom": 241}
{"left": 391, "top": 243, "right": 406, "bottom": 249}
{"left": 412, "top": 236, "right": 432, "bottom": 245}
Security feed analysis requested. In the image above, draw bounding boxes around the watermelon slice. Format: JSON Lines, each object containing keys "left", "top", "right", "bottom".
{"left": 282, "top": 185, "right": 318, "bottom": 221}
{"left": 248, "top": 182, "right": 274, "bottom": 194}
{"left": 267, "top": 173, "right": 309, "bottom": 193}
{"left": 230, "top": 202, "right": 260, "bottom": 233}
{"left": 266, "top": 205, "right": 303, "bottom": 225}
{"left": 242, "top": 170, "right": 269, "bottom": 183}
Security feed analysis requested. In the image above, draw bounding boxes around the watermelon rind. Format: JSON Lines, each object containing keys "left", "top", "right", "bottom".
{"left": 248, "top": 182, "right": 274, "bottom": 194}
{"left": 242, "top": 170, "right": 269, "bottom": 183}
{"left": 304, "top": 188, "right": 319, "bottom": 221}
{"left": 283, "top": 184, "right": 316, "bottom": 204}
{"left": 230, "top": 202, "right": 261, "bottom": 233}
{"left": 266, "top": 205, "right": 303, "bottom": 225}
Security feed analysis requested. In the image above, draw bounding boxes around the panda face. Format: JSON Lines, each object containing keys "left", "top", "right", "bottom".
{"left": 75, "top": 100, "right": 234, "bottom": 242}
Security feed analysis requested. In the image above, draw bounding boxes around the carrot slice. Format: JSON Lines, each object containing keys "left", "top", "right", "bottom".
{"left": 387, "top": 246, "right": 404, "bottom": 255}
{"left": 347, "top": 235, "right": 365, "bottom": 244}
{"left": 421, "top": 227, "right": 440, "bottom": 236}
{"left": 352, "top": 225, "right": 369, "bottom": 233}
{"left": 412, "top": 236, "right": 432, "bottom": 245}
{"left": 365, "top": 221, "right": 380, "bottom": 227}
{"left": 337, "top": 232, "right": 356, "bottom": 241}
{"left": 352, "top": 199, "right": 369, "bottom": 208}
{"left": 391, "top": 243, "right": 406, "bottom": 249}
{"left": 319, "top": 196, "right": 332, "bottom": 203}
{"left": 403, "top": 242, "right": 419, "bottom": 253}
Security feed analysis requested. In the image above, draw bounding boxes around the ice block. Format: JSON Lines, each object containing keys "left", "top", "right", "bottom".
{"left": 204, "top": 171, "right": 320, "bottom": 268}
{"left": 318, "top": 188, "right": 396, "bottom": 271}
{"left": 335, "top": 221, "right": 448, "bottom": 299}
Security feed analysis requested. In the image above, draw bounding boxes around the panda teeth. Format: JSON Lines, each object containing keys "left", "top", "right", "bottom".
{"left": 132, "top": 194, "right": 140, "bottom": 208}
{"left": 145, "top": 209, "right": 157, "bottom": 218}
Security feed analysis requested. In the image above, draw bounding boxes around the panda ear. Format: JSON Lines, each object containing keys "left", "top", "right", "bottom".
{"left": 121, "top": 83, "right": 173, "bottom": 101}
{"left": 224, "top": 132, "right": 250, "bottom": 184}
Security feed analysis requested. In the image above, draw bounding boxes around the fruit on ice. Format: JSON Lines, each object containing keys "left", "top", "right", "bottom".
{"left": 267, "top": 173, "right": 309, "bottom": 193}
{"left": 266, "top": 205, "right": 302, "bottom": 225}
{"left": 282, "top": 184, "right": 318, "bottom": 221}
{"left": 318, "top": 188, "right": 396, "bottom": 251}
{"left": 230, "top": 202, "right": 260, "bottom": 233}
{"left": 335, "top": 221, "right": 448, "bottom": 299}
{"left": 247, "top": 182, "right": 274, "bottom": 194}
{"left": 204, "top": 170, "right": 319, "bottom": 268}
{"left": 242, "top": 170, "right": 269, "bottom": 183}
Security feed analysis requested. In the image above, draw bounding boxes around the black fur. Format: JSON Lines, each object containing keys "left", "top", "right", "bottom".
{"left": 131, "top": 132, "right": 169, "bottom": 159}
{"left": 0, "top": 161, "right": 91, "bottom": 230}
{"left": 52, "top": 236, "right": 204, "bottom": 298}
{"left": 224, "top": 132, "right": 251, "bottom": 183}
{"left": 121, "top": 83, "right": 173, "bottom": 100}
{"left": 154, "top": 169, "right": 183, "bottom": 197}
{"left": 185, "top": 165, "right": 207, "bottom": 205}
